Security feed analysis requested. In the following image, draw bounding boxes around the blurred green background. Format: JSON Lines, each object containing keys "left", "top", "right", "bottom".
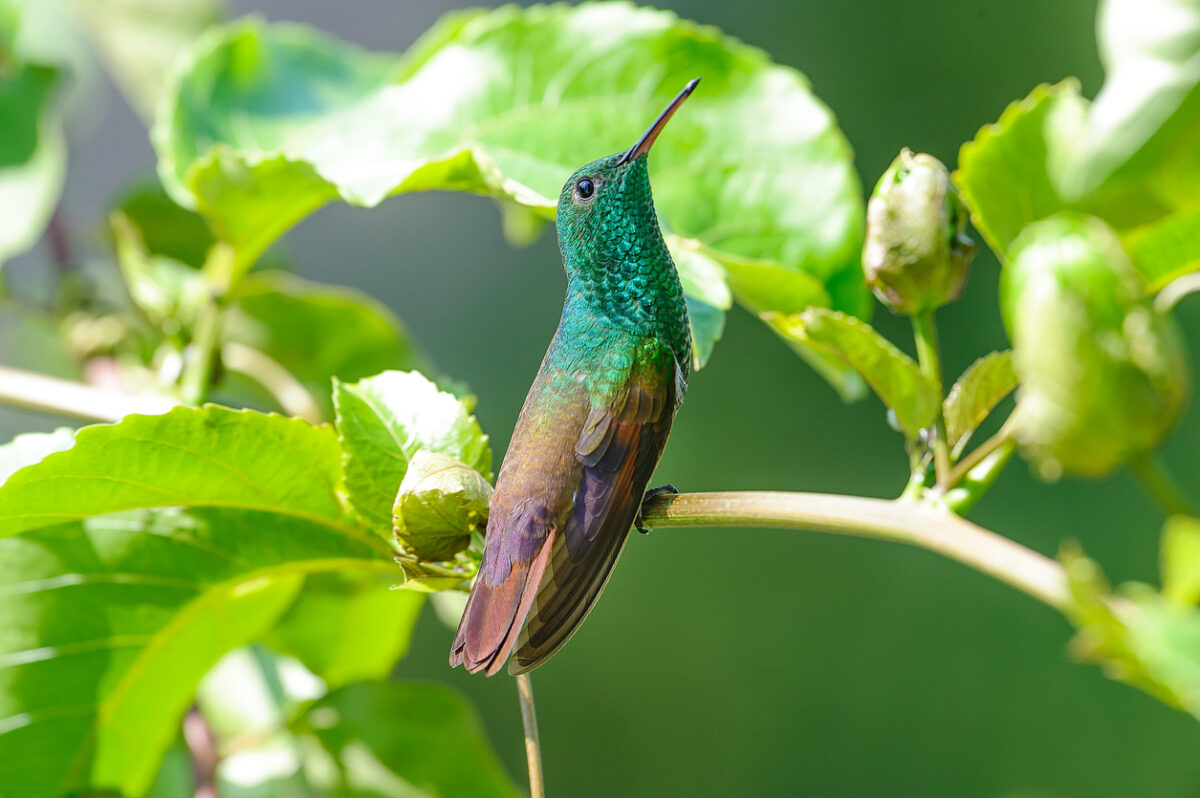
{"left": 5, "top": 1, "right": 1200, "bottom": 796}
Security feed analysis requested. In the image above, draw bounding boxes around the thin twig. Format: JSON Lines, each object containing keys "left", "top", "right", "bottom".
{"left": 183, "top": 705, "right": 220, "bottom": 798}
{"left": 911, "top": 311, "right": 951, "bottom": 487}
{"left": 941, "top": 418, "right": 1017, "bottom": 492}
{"left": 222, "top": 342, "right": 323, "bottom": 423}
{"left": 515, "top": 673, "right": 546, "bottom": 798}
{"left": 0, "top": 364, "right": 177, "bottom": 422}
{"left": 641, "top": 491, "right": 1069, "bottom": 610}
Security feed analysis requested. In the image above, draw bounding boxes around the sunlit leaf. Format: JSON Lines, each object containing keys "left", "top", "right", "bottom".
{"left": 334, "top": 371, "right": 491, "bottom": 536}
{"left": 0, "top": 406, "right": 377, "bottom": 545}
{"left": 1124, "top": 204, "right": 1200, "bottom": 292}
{"left": 943, "top": 350, "right": 1017, "bottom": 455}
{"left": 954, "top": 81, "right": 1082, "bottom": 259}
{"left": 152, "top": 5, "right": 867, "bottom": 382}
{"left": 1056, "top": 0, "right": 1200, "bottom": 224}
{"left": 294, "top": 681, "right": 525, "bottom": 798}
{"left": 766, "top": 308, "right": 937, "bottom": 438}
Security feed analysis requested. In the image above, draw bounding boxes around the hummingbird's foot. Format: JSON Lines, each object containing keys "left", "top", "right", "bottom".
{"left": 635, "top": 484, "right": 679, "bottom": 534}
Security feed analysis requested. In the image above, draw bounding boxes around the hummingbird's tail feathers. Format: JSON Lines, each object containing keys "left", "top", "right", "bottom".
{"left": 509, "top": 402, "right": 661, "bottom": 674}
{"left": 449, "top": 532, "right": 555, "bottom": 676}
{"left": 509, "top": 516, "right": 632, "bottom": 675}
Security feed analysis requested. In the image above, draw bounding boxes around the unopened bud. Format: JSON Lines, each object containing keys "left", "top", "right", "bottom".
{"left": 393, "top": 450, "right": 493, "bottom": 561}
{"left": 863, "top": 149, "right": 975, "bottom": 315}
{"left": 1002, "top": 214, "right": 1189, "bottom": 478}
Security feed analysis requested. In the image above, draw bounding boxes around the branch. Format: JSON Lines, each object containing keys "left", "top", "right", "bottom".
{"left": 0, "top": 365, "right": 177, "bottom": 422}
{"left": 640, "top": 491, "right": 1069, "bottom": 610}
{"left": 515, "top": 674, "right": 545, "bottom": 798}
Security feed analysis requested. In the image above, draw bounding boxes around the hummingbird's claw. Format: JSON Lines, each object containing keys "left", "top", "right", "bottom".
{"left": 635, "top": 484, "right": 679, "bottom": 534}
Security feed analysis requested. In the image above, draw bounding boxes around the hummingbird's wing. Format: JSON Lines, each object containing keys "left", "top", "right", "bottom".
{"left": 450, "top": 352, "right": 683, "bottom": 677}
{"left": 508, "top": 367, "right": 679, "bottom": 674}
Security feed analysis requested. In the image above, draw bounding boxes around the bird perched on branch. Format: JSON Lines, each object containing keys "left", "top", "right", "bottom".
{"left": 451, "top": 79, "right": 699, "bottom": 675}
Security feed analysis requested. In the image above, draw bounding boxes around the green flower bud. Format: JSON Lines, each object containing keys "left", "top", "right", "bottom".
{"left": 863, "top": 149, "right": 976, "bottom": 314}
{"left": 393, "top": 450, "right": 493, "bottom": 561}
{"left": 1002, "top": 213, "right": 1190, "bottom": 479}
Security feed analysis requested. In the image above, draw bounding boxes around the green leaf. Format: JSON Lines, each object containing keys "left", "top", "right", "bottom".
{"left": 65, "top": 0, "right": 223, "bottom": 120}
{"left": 113, "top": 181, "right": 217, "bottom": 270}
{"left": 1124, "top": 204, "right": 1200, "bottom": 292}
{"left": 671, "top": 240, "right": 731, "bottom": 370}
{"left": 264, "top": 573, "right": 423, "bottom": 688}
{"left": 110, "top": 210, "right": 209, "bottom": 330}
{"left": 1056, "top": 0, "right": 1200, "bottom": 224}
{"left": 0, "top": 55, "right": 65, "bottom": 269}
{"left": 767, "top": 308, "right": 938, "bottom": 438}
{"left": 943, "top": 350, "right": 1017, "bottom": 455}
{"left": 152, "top": 6, "right": 867, "bottom": 379}
{"left": 224, "top": 271, "right": 429, "bottom": 415}
{"left": 0, "top": 406, "right": 376, "bottom": 546}
{"left": 294, "top": 681, "right": 525, "bottom": 798}
{"left": 334, "top": 371, "right": 492, "bottom": 537}
{"left": 0, "top": 427, "right": 74, "bottom": 483}
{"left": 954, "top": 81, "right": 1083, "bottom": 259}
{"left": 1162, "top": 515, "right": 1200, "bottom": 608}
{"left": 1061, "top": 544, "right": 1200, "bottom": 721}
{"left": 0, "top": 506, "right": 394, "bottom": 797}
{"left": 393, "top": 450, "right": 492, "bottom": 562}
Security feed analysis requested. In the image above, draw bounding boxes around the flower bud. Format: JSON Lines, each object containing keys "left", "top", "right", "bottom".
{"left": 863, "top": 149, "right": 976, "bottom": 314}
{"left": 1002, "top": 213, "right": 1190, "bottom": 479}
{"left": 393, "top": 450, "right": 493, "bottom": 561}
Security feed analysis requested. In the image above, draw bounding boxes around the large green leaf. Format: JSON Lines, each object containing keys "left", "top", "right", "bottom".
{"left": 767, "top": 308, "right": 938, "bottom": 439}
{"left": 152, "top": 5, "right": 867, "bottom": 381}
{"left": 334, "top": 371, "right": 491, "bottom": 537}
{"left": 224, "top": 271, "right": 429, "bottom": 415}
{"left": 0, "top": 506, "right": 395, "bottom": 798}
{"left": 295, "top": 681, "right": 525, "bottom": 798}
{"left": 264, "top": 572, "right": 423, "bottom": 689}
{"left": 954, "top": 81, "right": 1082, "bottom": 260}
{"left": 0, "top": 406, "right": 376, "bottom": 546}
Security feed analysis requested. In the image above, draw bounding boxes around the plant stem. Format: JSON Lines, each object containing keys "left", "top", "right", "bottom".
{"left": 181, "top": 244, "right": 237, "bottom": 406}
{"left": 0, "top": 365, "right": 177, "bottom": 422}
{"left": 1130, "top": 454, "right": 1197, "bottom": 517}
{"left": 515, "top": 673, "right": 546, "bottom": 798}
{"left": 942, "top": 418, "right": 1016, "bottom": 492}
{"left": 181, "top": 297, "right": 223, "bottom": 406}
{"left": 222, "top": 342, "right": 323, "bottom": 423}
{"left": 911, "top": 311, "right": 951, "bottom": 488}
{"left": 640, "top": 491, "right": 1069, "bottom": 610}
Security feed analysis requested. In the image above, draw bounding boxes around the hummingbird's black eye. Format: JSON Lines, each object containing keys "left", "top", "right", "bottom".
{"left": 575, "top": 178, "right": 595, "bottom": 200}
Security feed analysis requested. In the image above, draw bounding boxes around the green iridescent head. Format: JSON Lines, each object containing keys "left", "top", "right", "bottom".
{"left": 555, "top": 80, "right": 698, "bottom": 325}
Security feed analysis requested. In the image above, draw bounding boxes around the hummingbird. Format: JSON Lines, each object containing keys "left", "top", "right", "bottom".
{"left": 450, "top": 79, "right": 699, "bottom": 676}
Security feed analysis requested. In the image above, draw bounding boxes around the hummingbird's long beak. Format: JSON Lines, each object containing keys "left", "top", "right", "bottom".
{"left": 617, "top": 77, "right": 700, "bottom": 165}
